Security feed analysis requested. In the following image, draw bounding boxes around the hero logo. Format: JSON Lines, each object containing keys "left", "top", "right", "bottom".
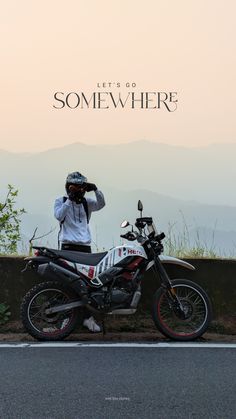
{"left": 128, "top": 249, "right": 143, "bottom": 256}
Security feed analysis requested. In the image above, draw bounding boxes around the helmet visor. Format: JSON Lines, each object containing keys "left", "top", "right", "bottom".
{"left": 68, "top": 183, "right": 87, "bottom": 192}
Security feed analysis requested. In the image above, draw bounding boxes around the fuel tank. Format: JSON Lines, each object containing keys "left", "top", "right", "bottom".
{"left": 74, "top": 244, "right": 148, "bottom": 286}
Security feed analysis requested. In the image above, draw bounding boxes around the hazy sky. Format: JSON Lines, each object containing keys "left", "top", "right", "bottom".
{"left": 0, "top": 0, "right": 235, "bottom": 152}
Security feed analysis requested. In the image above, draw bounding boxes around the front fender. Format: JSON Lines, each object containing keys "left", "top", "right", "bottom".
{"left": 146, "top": 255, "right": 195, "bottom": 271}
{"left": 159, "top": 255, "right": 195, "bottom": 270}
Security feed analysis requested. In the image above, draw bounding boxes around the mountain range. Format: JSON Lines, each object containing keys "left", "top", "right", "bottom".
{"left": 0, "top": 141, "right": 236, "bottom": 255}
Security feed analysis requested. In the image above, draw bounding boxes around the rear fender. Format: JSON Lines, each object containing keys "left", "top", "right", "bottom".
{"left": 24, "top": 256, "right": 50, "bottom": 263}
{"left": 21, "top": 256, "right": 51, "bottom": 273}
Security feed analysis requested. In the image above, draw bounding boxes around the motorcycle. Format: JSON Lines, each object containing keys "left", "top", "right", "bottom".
{"left": 20, "top": 200, "right": 212, "bottom": 341}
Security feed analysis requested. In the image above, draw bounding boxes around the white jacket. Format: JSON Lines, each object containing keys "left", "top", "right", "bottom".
{"left": 54, "top": 190, "right": 105, "bottom": 245}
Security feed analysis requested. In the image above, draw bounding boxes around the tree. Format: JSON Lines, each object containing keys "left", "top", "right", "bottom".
{"left": 28, "top": 226, "right": 56, "bottom": 255}
{"left": 0, "top": 185, "right": 26, "bottom": 254}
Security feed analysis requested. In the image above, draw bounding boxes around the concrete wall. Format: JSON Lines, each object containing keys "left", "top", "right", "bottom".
{"left": 0, "top": 256, "right": 235, "bottom": 320}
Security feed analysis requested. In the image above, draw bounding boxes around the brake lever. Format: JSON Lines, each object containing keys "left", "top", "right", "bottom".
{"left": 120, "top": 232, "right": 136, "bottom": 241}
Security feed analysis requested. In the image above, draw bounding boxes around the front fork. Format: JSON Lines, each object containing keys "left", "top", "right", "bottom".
{"left": 153, "top": 255, "right": 186, "bottom": 319}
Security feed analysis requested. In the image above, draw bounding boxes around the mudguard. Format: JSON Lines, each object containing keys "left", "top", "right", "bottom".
{"left": 24, "top": 256, "right": 50, "bottom": 263}
{"left": 146, "top": 255, "right": 195, "bottom": 271}
{"left": 159, "top": 255, "right": 195, "bottom": 270}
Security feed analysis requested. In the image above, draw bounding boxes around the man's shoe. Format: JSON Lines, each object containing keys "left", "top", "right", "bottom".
{"left": 83, "top": 316, "right": 101, "bottom": 332}
{"left": 42, "top": 327, "right": 56, "bottom": 333}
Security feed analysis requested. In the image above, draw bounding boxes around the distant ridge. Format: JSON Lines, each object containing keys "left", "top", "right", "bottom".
{"left": 0, "top": 140, "right": 235, "bottom": 207}
{"left": 1, "top": 140, "right": 236, "bottom": 155}
{"left": 1, "top": 139, "right": 235, "bottom": 253}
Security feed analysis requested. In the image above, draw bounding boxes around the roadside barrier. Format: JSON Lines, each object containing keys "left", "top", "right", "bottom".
{"left": 0, "top": 256, "right": 235, "bottom": 320}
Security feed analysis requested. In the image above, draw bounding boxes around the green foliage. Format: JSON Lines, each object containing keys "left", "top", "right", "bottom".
{"left": 0, "top": 185, "right": 26, "bottom": 254}
{"left": 0, "top": 303, "right": 11, "bottom": 325}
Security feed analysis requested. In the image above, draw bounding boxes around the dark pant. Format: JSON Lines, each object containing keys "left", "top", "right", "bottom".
{"left": 61, "top": 243, "right": 92, "bottom": 253}
{"left": 61, "top": 243, "right": 92, "bottom": 319}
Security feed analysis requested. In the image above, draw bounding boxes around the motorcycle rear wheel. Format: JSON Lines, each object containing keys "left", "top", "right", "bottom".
{"left": 21, "top": 281, "right": 83, "bottom": 341}
{"left": 152, "top": 279, "right": 212, "bottom": 341}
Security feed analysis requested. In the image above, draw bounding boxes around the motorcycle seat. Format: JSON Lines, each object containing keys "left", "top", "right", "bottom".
{"left": 48, "top": 249, "right": 108, "bottom": 266}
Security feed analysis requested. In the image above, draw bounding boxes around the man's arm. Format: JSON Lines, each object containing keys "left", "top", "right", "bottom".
{"left": 87, "top": 190, "right": 105, "bottom": 212}
{"left": 54, "top": 197, "right": 72, "bottom": 222}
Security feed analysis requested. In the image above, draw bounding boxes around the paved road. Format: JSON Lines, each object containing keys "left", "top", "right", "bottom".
{"left": 0, "top": 344, "right": 235, "bottom": 419}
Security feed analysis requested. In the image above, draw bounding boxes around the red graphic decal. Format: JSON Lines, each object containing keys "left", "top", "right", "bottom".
{"left": 122, "top": 272, "right": 133, "bottom": 280}
{"left": 88, "top": 266, "right": 95, "bottom": 278}
{"left": 127, "top": 257, "right": 143, "bottom": 270}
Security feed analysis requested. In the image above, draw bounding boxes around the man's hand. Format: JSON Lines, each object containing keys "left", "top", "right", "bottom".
{"left": 68, "top": 185, "right": 77, "bottom": 201}
{"left": 68, "top": 191, "right": 76, "bottom": 201}
{"left": 86, "top": 183, "right": 97, "bottom": 192}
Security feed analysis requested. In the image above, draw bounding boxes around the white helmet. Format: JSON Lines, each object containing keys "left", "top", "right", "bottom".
{"left": 65, "top": 171, "right": 87, "bottom": 194}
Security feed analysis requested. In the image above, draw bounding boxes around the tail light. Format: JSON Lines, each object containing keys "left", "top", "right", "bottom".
{"left": 59, "top": 258, "right": 69, "bottom": 266}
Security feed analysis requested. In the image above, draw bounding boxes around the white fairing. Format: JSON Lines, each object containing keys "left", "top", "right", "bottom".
{"left": 146, "top": 255, "right": 195, "bottom": 271}
{"left": 64, "top": 244, "right": 195, "bottom": 286}
{"left": 73, "top": 244, "right": 148, "bottom": 284}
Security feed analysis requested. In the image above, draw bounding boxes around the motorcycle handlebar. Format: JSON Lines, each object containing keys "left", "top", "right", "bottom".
{"left": 156, "top": 232, "right": 165, "bottom": 241}
{"left": 120, "top": 232, "right": 137, "bottom": 241}
{"left": 121, "top": 230, "right": 165, "bottom": 243}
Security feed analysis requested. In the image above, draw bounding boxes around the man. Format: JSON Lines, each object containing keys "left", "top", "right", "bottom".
{"left": 54, "top": 171, "right": 105, "bottom": 332}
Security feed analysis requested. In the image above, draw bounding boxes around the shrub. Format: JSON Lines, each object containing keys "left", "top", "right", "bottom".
{"left": 0, "top": 185, "right": 26, "bottom": 254}
{"left": 0, "top": 303, "right": 11, "bottom": 325}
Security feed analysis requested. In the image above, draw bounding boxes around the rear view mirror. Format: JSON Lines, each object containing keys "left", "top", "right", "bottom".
{"left": 120, "top": 220, "right": 130, "bottom": 228}
{"left": 138, "top": 200, "right": 143, "bottom": 212}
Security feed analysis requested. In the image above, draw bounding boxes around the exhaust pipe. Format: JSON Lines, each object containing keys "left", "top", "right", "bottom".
{"left": 38, "top": 262, "right": 88, "bottom": 302}
{"left": 38, "top": 262, "right": 80, "bottom": 281}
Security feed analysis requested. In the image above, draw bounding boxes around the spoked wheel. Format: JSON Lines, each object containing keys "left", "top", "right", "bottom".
{"left": 21, "top": 281, "right": 83, "bottom": 341}
{"left": 152, "top": 279, "right": 212, "bottom": 341}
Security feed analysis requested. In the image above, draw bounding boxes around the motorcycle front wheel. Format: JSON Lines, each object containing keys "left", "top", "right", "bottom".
{"left": 152, "top": 279, "right": 212, "bottom": 341}
{"left": 21, "top": 281, "right": 83, "bottom": 341}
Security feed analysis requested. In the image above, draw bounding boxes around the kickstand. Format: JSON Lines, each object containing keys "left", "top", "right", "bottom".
{"left": 102, "top": 316, "right": 106, "bottom": 336}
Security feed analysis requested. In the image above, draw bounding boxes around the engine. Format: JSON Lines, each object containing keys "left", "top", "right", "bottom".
{"left": 110, "top": 288, "right": 131, "bottom": 304}
{"left": 90, "top": 286, "right": 131, "bottom": 309}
